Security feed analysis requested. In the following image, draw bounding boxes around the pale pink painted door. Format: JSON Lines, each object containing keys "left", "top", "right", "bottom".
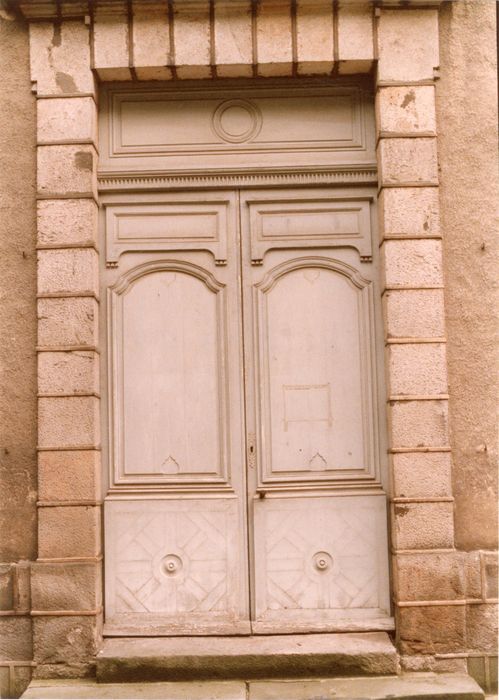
{"left": 103, "top": 188, "right": 391, "bottom": 636}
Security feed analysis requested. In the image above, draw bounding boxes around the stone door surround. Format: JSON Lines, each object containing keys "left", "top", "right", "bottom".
{"left": 21, "top": 0, "right": 467, "bottom": 680}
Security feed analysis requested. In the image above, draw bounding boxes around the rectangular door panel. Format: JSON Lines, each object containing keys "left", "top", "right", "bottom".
{"left": 104, "top": 192, "right": 231, "bottom": 265}
{"left": 253, "top": 255, "right": 376, "bottom": 484}
{"left": 109, "top": 261, "right": 229, "bottom": 486}
{"left": 246, "top": 193, "right": 372, "bottom": 265}
{"left": 100, "top": 85, "right": 375, "bottom": 175}
{"left": 252, "top": 495, "right": 391, "bottom": 633}
{"left": 105, "top": 499, "right": 250, "bottom": 635}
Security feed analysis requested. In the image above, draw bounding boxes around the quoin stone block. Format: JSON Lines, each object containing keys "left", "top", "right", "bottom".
{"left": 392, "top": 501, "right": 454, "bottom": 550}
{"left": 381, "top": 239, "right": 444, "bottom": 289}
{"left": 394, "top": 552, "right": 465, "bottom": 602}
{"left": 379, "top": 187, "right": 440, "bottom": 238}
{"left": 38, "top": 450, "right": 101, "bottom": 503}
{"left": 31, "top": 562, "right": 102, "bottom": 611}
{"left": 37, "top": 297, "right": 99, "bottom": 348}
{"left": 33, "top": 616, "right": 100, "bottom": 666}
{"left": 376, "top": 86, "right": 436, "bottom": 135}
{"left": 397, "top": 605, "right": 465, "bottom": 655}
{"left": 36, "top": 97, "right": 97, "bottom": 143}
{"left": 383, "top": 290, "right": 445, "bottom": 338}
{"left": 29, "top": 21, "right": 94, "bottom": 95}
{"left": 377, "top": 9, "right": 439, "bottom": 82}
{"left": 37, "top": 199, "right": 98, "bottom": 248}
{"left": 38, "top": 396, "right": 100, "bottom": 449}
{"left": 387, "top": 343, "right": 448, "bottom": 396}
{"left": 38, "top": 506, "right": 101, "bottom": 559}
{"left": 377, "top": 138, "right": 438, "bottom": 186}
{"left": 37, "top": 248, "right": 98, "bottom": 297}
{"left": 37, "top": 145, "right": 97, "bottom": 197}
{"left": 37, "top": 351, "right": 99, "bottom": 396}
{"left": 390, "top": 399, "right": 449, "bottom": 448}
{"left": 391, "top": 451, "right": 452, "bottom": 499}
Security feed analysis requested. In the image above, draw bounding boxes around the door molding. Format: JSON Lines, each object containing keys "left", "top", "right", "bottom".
{"left": 98, "top": 165, "right": 378, "bottom": 193}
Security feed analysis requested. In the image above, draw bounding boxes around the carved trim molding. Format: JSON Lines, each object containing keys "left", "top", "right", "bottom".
{"left": 98, "top": 166, "right": 378, "bottom": 192}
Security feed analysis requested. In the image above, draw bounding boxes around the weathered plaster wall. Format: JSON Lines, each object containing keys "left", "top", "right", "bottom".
{"left": 0, "top": 3, "right": 37, "bottom": 697}
{"left": 438, "top": 0, "right": 498, "bottom": 551}
{"left": 437, "top": 0, "right": 498, "bottom": 691}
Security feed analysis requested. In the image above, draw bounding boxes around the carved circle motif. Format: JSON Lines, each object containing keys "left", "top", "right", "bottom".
{"left": 161, "top": 553, "right": 183, "bottom": 577}
{"left": 313, "top": 551, "right": 333, "bottom": 573}
{"left": 212, "top": 99, "right": 262, "bottom": 144}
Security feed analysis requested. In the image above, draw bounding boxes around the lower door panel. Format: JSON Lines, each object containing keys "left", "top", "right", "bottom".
{"left": 252, "top": 494, "right": 391, "bottom": 633}
{"left": 104, "top": 499, "right": 250, "bottom": 635}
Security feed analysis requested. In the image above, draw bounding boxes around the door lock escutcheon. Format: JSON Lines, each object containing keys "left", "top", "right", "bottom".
{"left": 247, "top": 433, "right": 256, "bottom": 470}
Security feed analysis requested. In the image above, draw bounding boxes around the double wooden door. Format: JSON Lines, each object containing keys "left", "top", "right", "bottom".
{"left": 103, "top": 188, "right": 391, "bottom": 636}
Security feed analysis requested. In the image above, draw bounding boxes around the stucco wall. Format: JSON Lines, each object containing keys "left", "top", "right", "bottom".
{"left": 438, "top": 0, "right": 498, "bottom": 551}
{"left": 437, "top": 0, "right": 498, "bottom": 690}
{"left": 0, "top": 4, "right": 37, "bottom": 697}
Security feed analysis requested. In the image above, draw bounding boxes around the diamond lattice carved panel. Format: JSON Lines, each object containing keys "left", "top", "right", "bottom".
{"left": 105, "top": 499, "right": 244, "bottom": 624}
{"left": 116, "top": 512, "right": 226, "bottom": 614}
{"left": 254, "top": 495, "right": 390, "bottom": 625}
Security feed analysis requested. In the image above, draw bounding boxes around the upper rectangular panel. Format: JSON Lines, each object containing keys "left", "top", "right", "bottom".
{"left": 99, "top": 82, "right": 376, "bottom": 176}
{"left": 104, "top": 195, "right": 231, "bottom": 264}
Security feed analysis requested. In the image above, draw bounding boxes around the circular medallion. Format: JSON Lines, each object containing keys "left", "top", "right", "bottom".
{"left": 312, "top": 551, "right": 333, "bottom": 573}
{"left": 161, "top": 553, "right": 183, "bottom": 577}
{"left": 212, "top": 99, "right": 262, "bottom": 144}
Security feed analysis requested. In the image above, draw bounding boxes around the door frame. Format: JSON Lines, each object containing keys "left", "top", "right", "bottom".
{"left": 27, "top": 3, "right": 453, "bottom": 672}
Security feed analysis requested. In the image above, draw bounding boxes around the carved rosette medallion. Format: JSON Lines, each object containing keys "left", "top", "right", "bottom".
{"left": 152, "top": 548, "right": 189, "bottom": 585}
{"left": 212, "top": 99, "right": 262, "bottom": 143}
{"left": 161, "top": 553, "right": 184, "bottom": 578}
{"left": 312, "top": 550, "right": 334, "bottom": 573}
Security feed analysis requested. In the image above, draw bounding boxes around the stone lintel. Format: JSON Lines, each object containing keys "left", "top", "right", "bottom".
{"left": 16, "top": 0, "right": 445, "bottom": 21}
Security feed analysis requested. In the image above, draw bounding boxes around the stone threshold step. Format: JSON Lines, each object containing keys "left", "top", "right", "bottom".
{"left": 97, "top": 633, "right": 397, "bottom": 682}
{"left": 22, "top": 674, "right": 485, "bottom": 700}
